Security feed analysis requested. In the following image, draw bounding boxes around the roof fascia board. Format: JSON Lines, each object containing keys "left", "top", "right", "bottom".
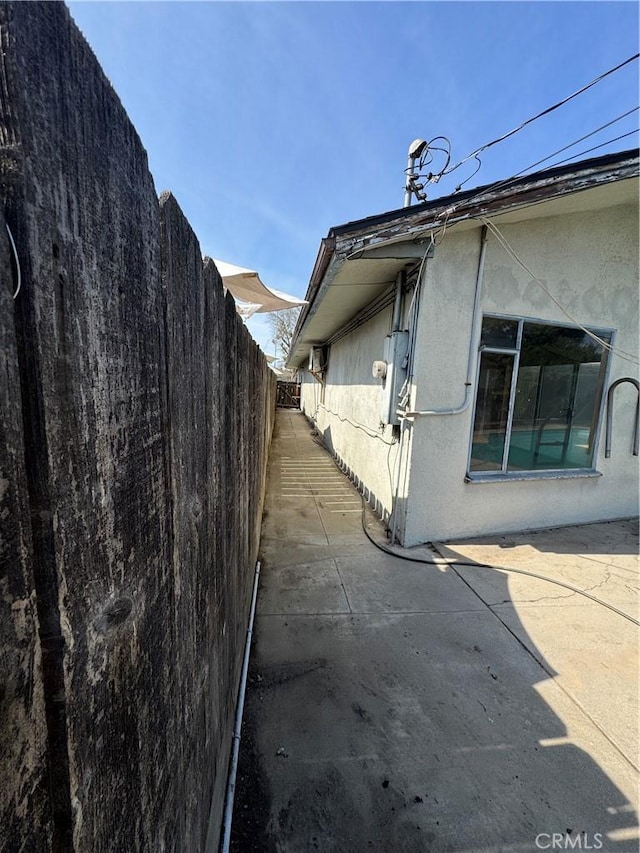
{"left": 287, "top": 244, "right": 346, "bottom": 367}
{"left": 330, "top": 148, "right": 639, "bottom": 239}
{"left": 290, "top": 235, "right": 335, "bottom": 341}
{"left": 338, "top": 157, "right": 639, "bottom": 251}
{"left": 288, "top": 149, "right": 639, "bottom": 367}
{"left": 343, "top": 165, "right": 639, "bottom": 260}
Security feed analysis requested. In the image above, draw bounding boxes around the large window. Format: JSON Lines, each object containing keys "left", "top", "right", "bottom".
{"left": 469, "top": 317, "right": 611, "bottom": 475}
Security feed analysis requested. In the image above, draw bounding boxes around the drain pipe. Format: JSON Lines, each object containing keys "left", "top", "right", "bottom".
{"left": 399, "top": 224, "right": 488, "bottom": 418}
{"left": 220, "top": 561, "right": 261, "bottom": 853}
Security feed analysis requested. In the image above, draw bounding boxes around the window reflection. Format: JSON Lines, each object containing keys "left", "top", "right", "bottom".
{"left": 470, "top": 352, "right": 514, "bottom": 471}
{"left": 470, "top": 319, "right": 610, "bottom": 474}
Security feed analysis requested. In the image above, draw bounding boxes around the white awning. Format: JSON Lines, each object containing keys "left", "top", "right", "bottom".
{"left": 213, "top": 259, "right": 306, "bottom": 314}
{"left": 234, "top": 301, "right": 263, "bottom": 320}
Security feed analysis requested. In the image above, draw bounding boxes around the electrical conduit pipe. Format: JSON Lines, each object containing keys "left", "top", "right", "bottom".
{"left": 399, "top": 224, "right": 488, "bottom": 418}
{"left": 220, "top": 561, "right": 261, "bottom": 853}
{"left": 389, "top": 226, "right": 487, "bottom": 544}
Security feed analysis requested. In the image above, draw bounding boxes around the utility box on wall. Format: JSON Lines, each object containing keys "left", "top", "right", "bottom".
{"left": 309, "top": 346, "right": 325, "bottom": 373}
{"left": 379, "top": 331, "right": 409, "bottom": 425}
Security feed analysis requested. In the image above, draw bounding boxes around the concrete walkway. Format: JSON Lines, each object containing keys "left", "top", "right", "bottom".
{"left": 231, "top": 410, "right": 639, "bottom": 853}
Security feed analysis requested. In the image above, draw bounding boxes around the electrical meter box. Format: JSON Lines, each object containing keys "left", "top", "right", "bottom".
{"left": 379, "top": 331, "right": 409, "bottom": 425}
{"left": 309, "top": 346, "right": 325, "bottom": 373}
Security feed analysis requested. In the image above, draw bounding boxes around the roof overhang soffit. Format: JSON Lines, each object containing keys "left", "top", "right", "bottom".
{"left": 288, "top": 157, "right": 639, "bottom": 368}
{"left": 287, "top": 242, "right": 424, "bottom": 367}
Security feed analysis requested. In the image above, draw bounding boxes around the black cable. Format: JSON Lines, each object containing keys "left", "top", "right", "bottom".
{"left": 453, "top": 156, "right": 482, "bottom": 193}
{"left": 405, "top": 137, "right": 452, "bottom": 185}
{"left": 310, "top": 403, "right": 396, "bottom": 445}
{"left": 307, "top": 427, "right": 640, "bottom": 628}
{"left": 421, "top": 124, "right": 639, "bottom": 274}
{"left": 488, "top": 107, "right": 638, "bottom": 190}
{"left": 532, "top": 128, "right": 639, "bottom": 172}
{"left": 442, "top": 53, "right": 639, "bottom": 179}
{"left": 464, "top": 121, "right": 639, "bottom": 206}
{"left": 431, "top": 110, "right": 639, "bottom": 221}
{"left": 360, "top": 503, "right": 639, "bottom": 626}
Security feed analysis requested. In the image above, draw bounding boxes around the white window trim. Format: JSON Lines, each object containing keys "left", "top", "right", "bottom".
{"left": 465, "top": 314, "right": 615, "bottom": 482}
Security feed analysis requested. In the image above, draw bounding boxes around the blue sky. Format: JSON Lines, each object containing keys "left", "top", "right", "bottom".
{"left": 67, "top": 1, "right": 639, "bottom": 355}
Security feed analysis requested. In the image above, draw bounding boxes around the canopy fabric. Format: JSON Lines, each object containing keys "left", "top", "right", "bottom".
{"left": 213, "top": 259, "right": 306, "bottom": 314}
{"left": 234, "top": 301, "right": 263, "bottom": 320}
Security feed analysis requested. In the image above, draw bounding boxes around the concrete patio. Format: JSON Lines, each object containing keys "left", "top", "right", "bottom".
{"left": 231, "top": 410, "right": 639, "bottom": 853}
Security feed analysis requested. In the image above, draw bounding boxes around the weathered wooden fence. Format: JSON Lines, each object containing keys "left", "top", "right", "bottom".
{"left": 0, "top": 3, "right": 275, "bottom": 851}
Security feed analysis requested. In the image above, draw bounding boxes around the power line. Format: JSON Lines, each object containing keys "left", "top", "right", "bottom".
{"left": 479, "top": 216, "right": 640, "bottom": 366}
{"left": 427, "top": 118, "right": 638, "bottom": 235}
{"left": 532, "top": 128, "right": 638, "bottom": 172}
{"left": 439, "top": 53, "right": 639, "bottom": 180}
{"left": 457, "top": 107, "right": 638, "bottom": 204}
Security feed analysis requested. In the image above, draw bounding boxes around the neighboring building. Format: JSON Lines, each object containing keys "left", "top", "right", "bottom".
{"left": 287, "top": 150, "right": 639, "bottom": 546}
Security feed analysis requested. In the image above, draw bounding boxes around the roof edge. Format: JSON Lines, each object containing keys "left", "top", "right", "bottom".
{"left": 332, "top": 147, "right": 639, "bottom": 237}
{"left": 287, "top": 147, "right": 639, "bottom": 368}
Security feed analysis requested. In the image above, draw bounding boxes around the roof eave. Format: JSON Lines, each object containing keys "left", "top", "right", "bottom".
{"left": 287, "top": 149, "right": 639, "bottom": 368}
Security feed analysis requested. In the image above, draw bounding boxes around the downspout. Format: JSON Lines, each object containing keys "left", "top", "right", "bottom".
{"left": 400, "top": 224, "right": 488, "bottom": 418}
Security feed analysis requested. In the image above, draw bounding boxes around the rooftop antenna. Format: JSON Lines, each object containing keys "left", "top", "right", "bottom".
{"left": 404, "top": 138, "right": 428, "bottom": 207}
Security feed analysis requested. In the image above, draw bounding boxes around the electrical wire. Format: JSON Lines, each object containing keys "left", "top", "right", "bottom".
{"left": 404, "top": 137, "right": 452, "bottom": 203}
{"left": 479, "top": 216, "right": 640, "bottom": 366}
{"left": 530, "top": 128, "right": 638, "bottom": 172}
{"left": 418, "top": 137, "right": 451, "bottom": 174}
{"left": 440, "top": 53, "right": 639, "bottom": 180}
{"left": 451, "top": 108, "right": 638, "bottom": 203}
{"left": 397, "top": 238, "right": 432, "bottom": 408}
{"left": 404, "top": 136, "right": 452, "bottom": 179}
{"left": 308, "top": 424, "right": 639, "bottom": 627}
{"left": 312, "top": 401, "right": 396, "bottom": 445}
{"left": 446, "top": 127, "right": 638, "bottom": 200}
{"left": 404, "top": 68, "right": 637, "bottom": 211}
{"left": 429, "top": 113, "right": 639, "bottom": 229}
{"left": 359, "top": 502, "right": 639, "bottom": 627}
{"left": 453, "top": 156, "right": 482, "bottom": 193}
{"left": 482, "top": 215, "right": 638, "bottom": 363}
{"left": 431, "top": 208, "right": 453, "bottom": 247}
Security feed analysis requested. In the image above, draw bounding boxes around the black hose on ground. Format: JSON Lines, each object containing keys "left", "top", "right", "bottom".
{"left": 309, "top": 426, "right": 639, "bottom": 627}
{"left": 360, "top": 503, "right": 639, "bottom": 627}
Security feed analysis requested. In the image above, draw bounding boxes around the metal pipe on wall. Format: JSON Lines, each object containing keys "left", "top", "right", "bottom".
{"left": 390, "top": 419, "right": 409, "bottom": 545}
{"left": 220, "top": 561, "right": 261, "bottom": 853}
{"left": 390, "top": 225, "right": 488, "bottom": 544}
{"left": 605, "top": 377, "right": 639, "bottom": 457}
{"left": 391, "top": 269, "right": 405, "bottom": 332}
{"left": 400, "top": 224, "right": 488, "bottom": 418}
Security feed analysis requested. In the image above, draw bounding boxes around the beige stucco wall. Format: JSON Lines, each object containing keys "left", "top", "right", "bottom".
{"left": 403, "top": 198, "right": 639, "bottom": 544}
{"left": 300, "top": 306, "right": 408, "bottom": 523}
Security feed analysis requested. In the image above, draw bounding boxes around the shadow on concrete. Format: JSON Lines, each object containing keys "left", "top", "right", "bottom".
{"left": 231, "top": 410, "right": 639, "bottom": 853}
{"left": 445, "top": 518, "right": 639, "bottom": 557}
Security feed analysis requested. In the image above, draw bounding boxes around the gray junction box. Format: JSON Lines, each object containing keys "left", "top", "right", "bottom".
{"left": 379, "top": 331, "right": 409, "bottom": 425}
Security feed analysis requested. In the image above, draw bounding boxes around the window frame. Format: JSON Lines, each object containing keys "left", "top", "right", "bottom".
{"left": 466, "top": 314, "right": 615, "bottom": 482}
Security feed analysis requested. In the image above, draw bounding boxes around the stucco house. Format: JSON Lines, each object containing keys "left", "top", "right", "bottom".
{"left": 287, "top": 149, "right": 639, "bottom": 546}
